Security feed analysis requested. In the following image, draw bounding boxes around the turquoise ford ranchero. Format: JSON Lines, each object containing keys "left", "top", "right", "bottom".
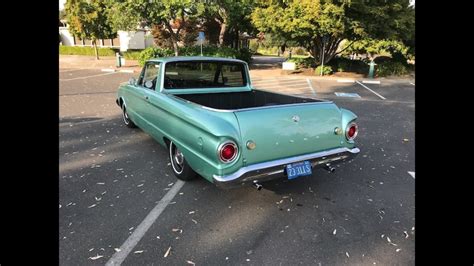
{"left": 116, "top": 56, "right": 359, "bottom": 189}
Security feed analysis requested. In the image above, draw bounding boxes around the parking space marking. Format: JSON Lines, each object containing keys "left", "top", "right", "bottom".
{"left": 362, "top": 80, "right": 381, "bottom": 84}
{"left": 408, "top": 171, "right": 415, "bottom": 179}
{"left": 307, "top": 78, "right": 316, "bottom": 95}
{"left": 105, "top": 180, "right": 185, "bottom": 266}
{"left": 409, "top": 82, "right": 415, "bottom": 86}
{"left": 355, "top": 80, "right": 386, "bottom": 100}
{"left": 60, "top": 72, "right": 117, "bottom": 81}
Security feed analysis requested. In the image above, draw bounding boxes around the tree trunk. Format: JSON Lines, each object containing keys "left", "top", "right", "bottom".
{"left": 165, "top": 23, "right": 180, "bottom": 56}
{"left": 93, "top": 40, "right": 99, "bottom": 60}
{"left": 307, "top": 36, "right": 343, "bottom": 66}
{"left": 218, "top": 22, "right": 226, "bottom": 47}
{"left": 172, "top": 41, "right": 179, "bottom": 56}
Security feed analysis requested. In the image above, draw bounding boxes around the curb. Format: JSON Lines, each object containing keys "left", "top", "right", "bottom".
{"left": 101, "top": 69, "right": 135, "bottom": 73}
{"left": 362, "top": 80, "right": 381, "bottom": 84}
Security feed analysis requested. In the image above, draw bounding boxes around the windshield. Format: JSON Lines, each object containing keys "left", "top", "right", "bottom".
{"left": 164, "top": 61, "right": 247, "bottom": 89}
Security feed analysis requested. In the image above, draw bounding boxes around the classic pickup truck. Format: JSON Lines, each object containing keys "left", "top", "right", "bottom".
{"left": 116, "top": 56, "right": 359, "bottom": 189}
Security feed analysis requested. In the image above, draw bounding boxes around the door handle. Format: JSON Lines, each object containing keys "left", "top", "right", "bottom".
{"left": 144, "top": 96, "right": 149, "bottom": 100}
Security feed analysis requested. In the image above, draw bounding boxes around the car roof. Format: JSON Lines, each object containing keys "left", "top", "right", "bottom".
{"left": 147, "top": 56, "right": 246, "bottom": 64}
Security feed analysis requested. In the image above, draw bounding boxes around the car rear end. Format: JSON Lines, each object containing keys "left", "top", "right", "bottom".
{"left": 212, "top": 102, "right": 360, "bottom": 188}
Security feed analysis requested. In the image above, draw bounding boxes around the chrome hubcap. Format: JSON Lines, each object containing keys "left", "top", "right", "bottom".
{"left": 170, "top": 143, "right": 184, "bottom": 174}
{"left": 122, "top": 107, "right": 129, "bottom": 124}
{"left": 174, "top": 150, "right": 184, "bottom": 166}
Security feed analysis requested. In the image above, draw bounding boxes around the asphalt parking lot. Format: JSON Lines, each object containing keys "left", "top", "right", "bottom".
{"left": 60, "top": 66, "right": 415, "bottom": 265}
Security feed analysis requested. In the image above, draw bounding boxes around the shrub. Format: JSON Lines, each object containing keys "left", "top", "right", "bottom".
{"left": 327, "top": 57, "right": 367, "bottom": 73}
{"left": 287, "top": 57, "right": 315, "bottom": 69}
{"left": 376, "top": 61, "right": 410, "bottom": 77}
{"left": 236, "top": 48, "right": 253, "bottom": 63}
{"left": 59, "top": 46, "right": 116, "bottom": 57}
{"left": 122, "top": 50, "right": 142, "bottom": 60}
{"left": 138, "top": 46, "right": 252, "bottom": 66}
{"left": 314, "top": 65, "right": 333, "bottom": 76}
{"left": 293, "top": 47, "right": 307, "bottom": 56}
{"left": 137, "top": 47, "right": 174, "bottom": 66}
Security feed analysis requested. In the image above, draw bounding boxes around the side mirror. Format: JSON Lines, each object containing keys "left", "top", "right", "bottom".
{"left": 144, "top": 80, "right": 154, "bottom": 89}
{"left": 128, "top": 77, "right": 136, "bottom": 85}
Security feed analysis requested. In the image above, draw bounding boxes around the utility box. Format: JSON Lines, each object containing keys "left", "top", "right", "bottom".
{"left": 282, "top": 62, "right": 296, "bottom": 70}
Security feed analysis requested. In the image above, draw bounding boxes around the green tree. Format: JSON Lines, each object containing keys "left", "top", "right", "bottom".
{"left": 203, "top": 0, "right": 254, "bottom": 47}
{"left": 65, "top": 0, "right": 116, "bottom": 60}
{"left": 107, "top": 0, "right": 204, "bottom": 56}
{"left": 344, "top": 38, "right": 411, "bottom": 62}
{"left": 252, "top": 0, "right": 414, "bottom": 66}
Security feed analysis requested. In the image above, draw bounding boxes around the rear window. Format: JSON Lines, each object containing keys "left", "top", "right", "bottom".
{"left": 164, "top": 61, "right": 247, "bottom": 89}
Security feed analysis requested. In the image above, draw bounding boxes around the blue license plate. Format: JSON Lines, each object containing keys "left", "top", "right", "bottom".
{"left": 286, "top": 161, "right": 312, "bottom": 180}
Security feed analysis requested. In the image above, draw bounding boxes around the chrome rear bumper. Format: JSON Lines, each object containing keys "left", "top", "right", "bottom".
{"left": 213, "top": 147, "right": 360, "bottom": 188}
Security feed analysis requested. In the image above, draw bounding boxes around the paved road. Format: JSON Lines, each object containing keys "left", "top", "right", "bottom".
{"left": 60, "top": 68, "right": 415, "bottom": 265}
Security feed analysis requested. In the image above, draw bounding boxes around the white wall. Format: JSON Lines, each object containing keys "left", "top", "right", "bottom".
{"left": 118, "top": 31, "right": 148, "bottom": 51}
{"left": 59, "top": 27, "right": 75, "bottom": 46}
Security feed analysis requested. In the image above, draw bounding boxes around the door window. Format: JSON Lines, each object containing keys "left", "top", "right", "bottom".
{"left": 138, "top": 62, "right": 160, "bottom": 90}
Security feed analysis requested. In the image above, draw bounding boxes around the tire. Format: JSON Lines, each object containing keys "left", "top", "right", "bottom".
{"left": 122, "top": 105, "right": 137, "bottom": 128}
{"left": 169, "top": 141, "right": 197, "bottom": 181}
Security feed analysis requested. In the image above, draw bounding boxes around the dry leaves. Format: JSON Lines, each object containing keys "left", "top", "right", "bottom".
{"left": 164, "top": 246, "right": 171, "bottom": 258}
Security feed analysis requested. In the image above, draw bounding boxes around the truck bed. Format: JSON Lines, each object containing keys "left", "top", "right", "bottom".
{"left": 175, "top": 89, "right": 322, "bottom": 110}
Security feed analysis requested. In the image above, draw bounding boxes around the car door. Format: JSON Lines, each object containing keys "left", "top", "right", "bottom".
{"left": 127, "top": 62, "right": 160, "bottom": 132}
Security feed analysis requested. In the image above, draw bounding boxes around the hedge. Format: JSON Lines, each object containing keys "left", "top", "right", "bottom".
{"left": 376, "top": 61, "right": 412, "bottom": 77}
{"left": 314, "top": 65, "right": 333, "bottom": 76}
{"left": 59, "top": 46, "right": 116, "bottom": 57}
{"left": 137, "top": 46, "right": 253, "bottom": 66}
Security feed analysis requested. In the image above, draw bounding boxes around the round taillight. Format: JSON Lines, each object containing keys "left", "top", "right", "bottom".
{"left": 346, "top": 122, "right": 358, "bottom": 141}
{"left": 218, "top": 141, "right": 238, "bottom": 163}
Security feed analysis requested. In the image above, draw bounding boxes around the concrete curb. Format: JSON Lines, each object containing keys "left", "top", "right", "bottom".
{"left": 100, "top": 69, "right": 135, "bottom": 73}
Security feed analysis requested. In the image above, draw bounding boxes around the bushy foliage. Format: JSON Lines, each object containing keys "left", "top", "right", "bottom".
{"left": 287, "top": 57, "right": 315, "bottom": 69}
{"left": 314, "top": 65, "right": 333, "bottom": 76}
{"left": 138, "top": 47, "right": 174, "bottom": 66}
{"left": 138, "top": 46, "right": 252, "bottom": 66}
{"left": 376, "top": 61, "right": 411, "bottom": 77}
{"left": 327, "top": 57, "right": 367, "bottom": 73}
{"left": 59, "top": 46, "right": 116, "bottom": 57}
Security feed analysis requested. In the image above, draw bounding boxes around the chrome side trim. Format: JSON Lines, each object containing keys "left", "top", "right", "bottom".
{"left": 213, "top": 147, "right": 360, "bottom": 183}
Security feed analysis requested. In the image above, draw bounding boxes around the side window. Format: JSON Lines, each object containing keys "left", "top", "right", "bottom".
{"left": 138, "top": 63, "right": 160, "bottom": 90}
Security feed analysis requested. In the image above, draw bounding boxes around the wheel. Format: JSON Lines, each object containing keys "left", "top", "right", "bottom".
{"left": 169, "top": 141, "right": 197, "bottom": 181}
{"left": 122, "top": 105, "right": 137, "bottom": 128}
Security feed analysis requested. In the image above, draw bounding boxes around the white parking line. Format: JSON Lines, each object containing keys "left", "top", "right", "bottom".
{"left": 337, "top": 79, "right": 355, "bottom": 83}
{"left": 307, "top": 78, "right": 316, "bottom": 95}
{"left": 409, "top": 82, "right": 415, "bottom": 86}
{"left": 60, "top": 72, "right": 117, "bottom": 81}
{"left": 105, "top": 180, "right": 185, "bottom": 266}
{"left": 362, "top": 80, "right": 381, "bottom": 84}
{"left": 408, "top": 171, "right": 415, "bottom": 179}
{"left": 355, "top": 81, "right": 386, "bottom": 100}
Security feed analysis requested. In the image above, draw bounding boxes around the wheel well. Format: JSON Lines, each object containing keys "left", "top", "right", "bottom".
{"left": 163, "top": 137, "right": 171, "bottom": 148}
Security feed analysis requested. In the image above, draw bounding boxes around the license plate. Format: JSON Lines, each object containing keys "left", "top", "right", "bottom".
{"left": 286, "top": 161, "right": 312, "bottom": 180}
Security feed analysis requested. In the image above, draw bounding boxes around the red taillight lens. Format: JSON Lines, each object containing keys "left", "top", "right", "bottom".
{"left": 218, "top": 142, "right": 238, "bottom": 163}
{"left": 346, "top": 122, "right": 358, "bottom": 140}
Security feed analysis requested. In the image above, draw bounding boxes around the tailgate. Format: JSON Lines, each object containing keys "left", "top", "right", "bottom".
{"left": 234, "top": 103, "right": 344, "bottom": 165}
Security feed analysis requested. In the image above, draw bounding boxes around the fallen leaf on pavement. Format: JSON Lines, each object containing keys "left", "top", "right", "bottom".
{"left": 164, "top": 246, "right": 171, "bottom": 258}
{"left": 89, "top": 255, "right": 103, "bottom": 260}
